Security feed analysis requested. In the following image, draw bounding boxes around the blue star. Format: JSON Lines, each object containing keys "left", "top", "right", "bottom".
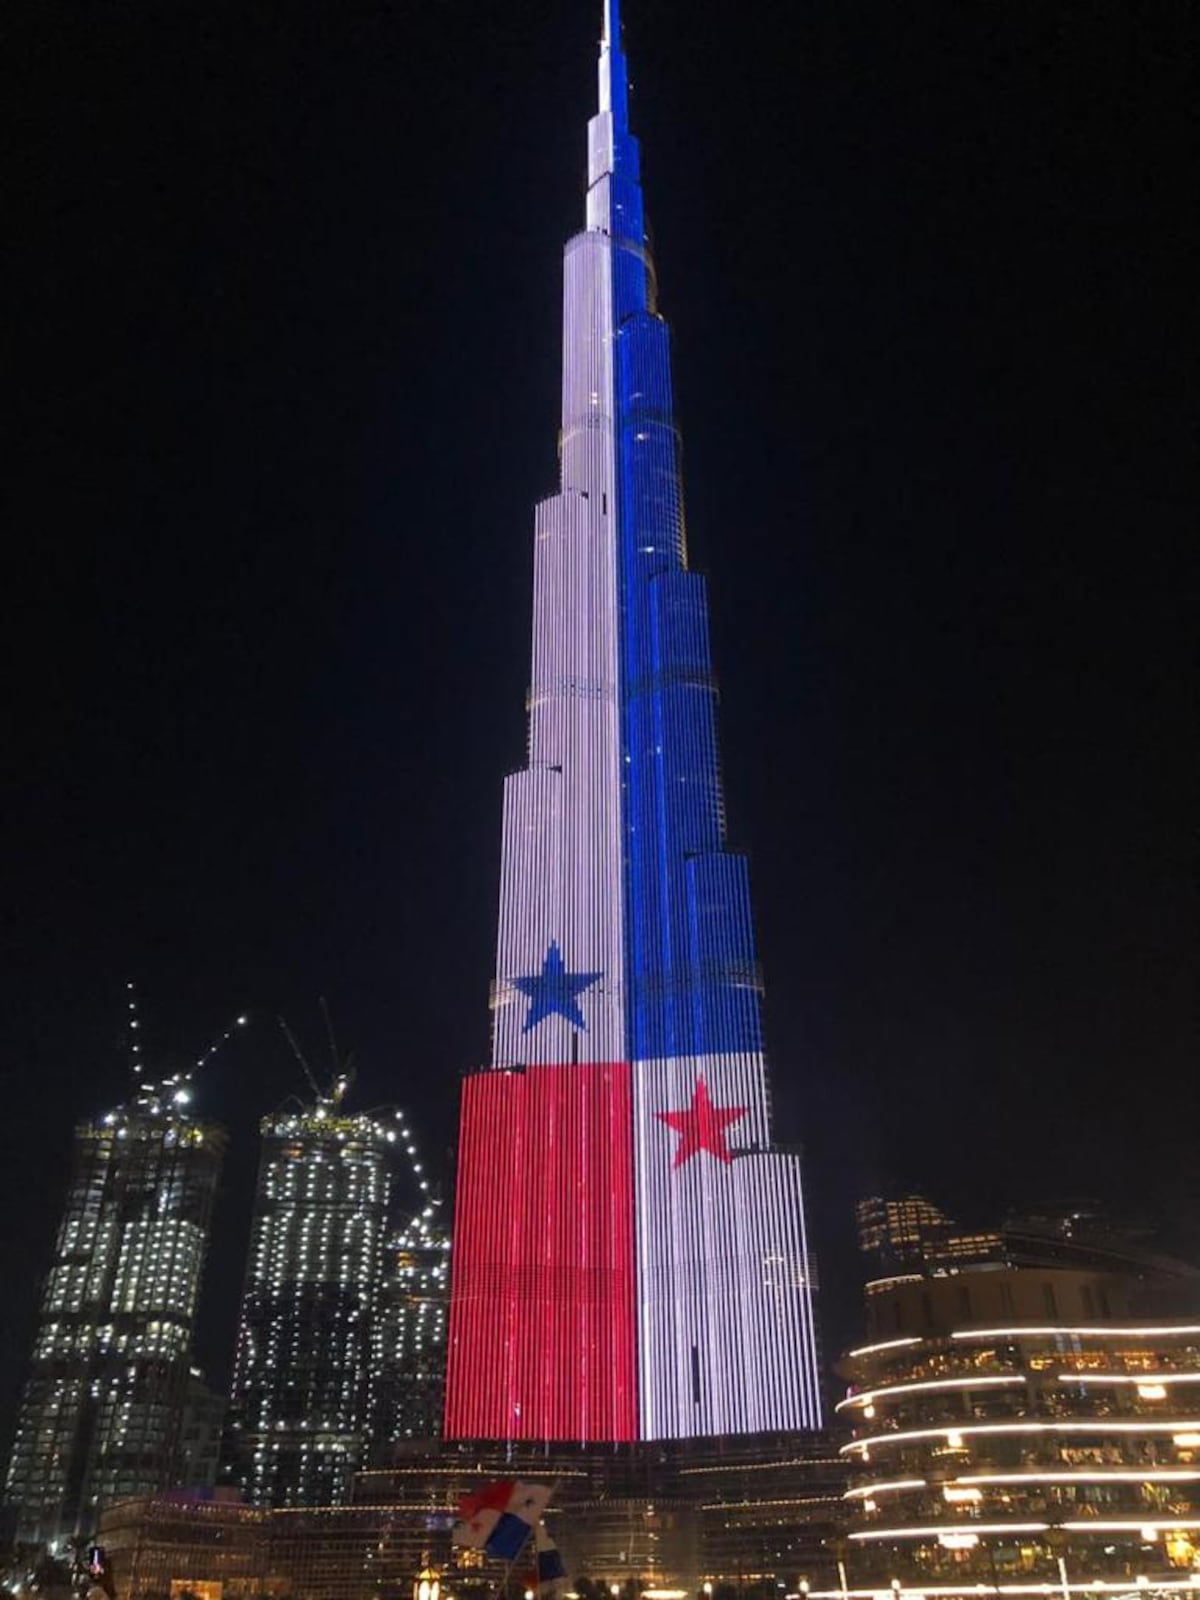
{"left": 512, "top": 940, "right": 602, "bottom": 1034}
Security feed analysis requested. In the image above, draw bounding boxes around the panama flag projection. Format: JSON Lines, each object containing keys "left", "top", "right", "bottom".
{"left": 443, "top": 0, "right": 823, "bottom": 1443}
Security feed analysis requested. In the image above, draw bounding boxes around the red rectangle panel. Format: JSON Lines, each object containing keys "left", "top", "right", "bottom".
{"left": 444, "top": 1063, "right": 636, "bottom": 1441}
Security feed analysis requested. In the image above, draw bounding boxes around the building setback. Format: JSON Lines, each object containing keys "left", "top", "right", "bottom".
{"left": 4, "top": 1082, "right": 226, "bottom": 1545}
{"left": 444, "top": 0, "right": 822, "bottom": 1446}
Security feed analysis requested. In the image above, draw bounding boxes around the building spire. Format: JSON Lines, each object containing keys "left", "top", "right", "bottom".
{"left": 598, "top": 0, "right": 627, "bottom": 128}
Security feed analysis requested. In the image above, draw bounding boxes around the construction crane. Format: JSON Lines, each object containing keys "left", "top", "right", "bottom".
{"left": 276, "top": 995, "right": 356, "bottom": 1110}
{"left": 273, "top": 1001, "right": 444, "bottom": 1241}
{"left": 119, "top": 979, "right": 249, "bottom": 1113}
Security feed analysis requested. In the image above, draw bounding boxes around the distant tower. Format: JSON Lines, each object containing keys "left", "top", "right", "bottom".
{"left": 372, "top": 1112, "right": 450, "bottom": 1453}
{"left": 3, "top": 990, "right": 238, "bottom": 1546}
{"left": 224, "top": 1028, "right": 398, "bottom": 1506}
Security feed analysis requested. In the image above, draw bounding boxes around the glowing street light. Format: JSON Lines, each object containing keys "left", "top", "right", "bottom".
{"left": 415, "top": 1564, "right": 441, "bottom": 1600}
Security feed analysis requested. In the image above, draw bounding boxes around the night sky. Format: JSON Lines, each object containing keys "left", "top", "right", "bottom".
{"left": 3, "top": 0, "right": 1194, "bottom": 1438}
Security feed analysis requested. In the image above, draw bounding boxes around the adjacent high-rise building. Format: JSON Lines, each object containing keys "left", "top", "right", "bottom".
{"left": 372, "top": 1195, "right": 450, "bottom": 1452}
{"left": 4, "top": 1020, "right": 230, "bottom": 1546}
{"left": 224, "top": 1084, "right": 399, "bottom": 1507}
{"left": 444, "top": 0, "right": 822, "bottom": 1444}
{"left": 857, "top": 1191, "right": 1200, "bottom": 1292}
{"left": 829, "top": 1190, "right": 1200, "bottom": 1599}
{"left": 856, "top": 1193, "right": 1006, "bottom": 1275}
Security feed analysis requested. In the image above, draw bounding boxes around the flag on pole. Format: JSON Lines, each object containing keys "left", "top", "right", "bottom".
{"left": 452, "top": 1481, "right": 554, "bottom": 1561}
{"left": 532, "top": 1524, "right": 567, "bottom": 1596}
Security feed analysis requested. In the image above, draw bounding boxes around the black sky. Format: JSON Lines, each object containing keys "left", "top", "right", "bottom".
{"left": 3, "top": 0, "right": 1195, "bottom": 1430}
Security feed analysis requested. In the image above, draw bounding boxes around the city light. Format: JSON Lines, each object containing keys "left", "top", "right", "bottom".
{"left": 845, "top": 1480, "right": 928, "bottom": 1501}
{"left": 848, "top": 1337, "right": 923, "bottom": 1359}
{"left": 842, "top": 1419, "right": 1200, "bottom": 1455}
{"left": 801, "top": 1586, "right": 1200, "bottom": 1598}
{"left": 956, "top": 1470, "right": 1200, "bottom": 1486}
{"left": 837, "top": 1376, "right": 1025, "bottom": 1411}
{"left": 849, "top": 1525, "right": 1050, "bottom": 1542}
{"left": 1055, "top": 1372, "right": 1200, "bottom": 1388}
{"left": 951, "top": 1326, "right": 1200, "bottom": 1341}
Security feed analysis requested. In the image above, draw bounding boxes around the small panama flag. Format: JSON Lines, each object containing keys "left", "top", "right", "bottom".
{"left": 452, "top": 1481, "right": 554, "bottom": 1562}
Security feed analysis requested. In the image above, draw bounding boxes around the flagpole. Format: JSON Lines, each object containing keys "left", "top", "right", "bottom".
{"left": 494, "top": 1484, "right": 562, "bottom": 1600}
{"left": 495, "top": 1520, "right": 537, "bottom": 1600}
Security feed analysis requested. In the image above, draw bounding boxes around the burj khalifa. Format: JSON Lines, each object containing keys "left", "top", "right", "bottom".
{"left": 444, "top": 0, "right": 823, "bottom": 1444}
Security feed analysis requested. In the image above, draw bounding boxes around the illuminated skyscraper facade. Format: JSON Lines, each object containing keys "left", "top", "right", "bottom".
{"left": 4, "top": 1088, "right": 226, "bottom": 1544}
{"left": 372, "top": 1209, "right": 450, "bottom": 1450}
{"left": 444, "top": 0, "right": 822, "bottom": 1443}
{"left": 224, "top": 1098, "right": 398, "bottom": 1507}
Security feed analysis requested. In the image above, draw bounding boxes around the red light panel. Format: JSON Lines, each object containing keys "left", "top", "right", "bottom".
{"left": 444, "top": 1063, "right": 636, "bottom": 1441}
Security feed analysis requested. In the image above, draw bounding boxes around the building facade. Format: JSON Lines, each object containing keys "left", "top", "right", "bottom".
{"left": 100, "top": 1492, "right": 276, "bottom": 1600}
{"left": 830, "top": 1198, "right": 1200, "bottom": 1599}
{"left": 177, "top": 1372, "right": 227, "bottom": 1492}
{"left": 856, "top": 1194, "right": 1005, "bottom": 1274}
{"left": 100, "top": 1437, "right": 849, "bottom": 1600}
{"left": 444, "top": 0, "right": 822, "bottom": 1446}
{"left": 4, "top": 1088, "right": 226, "bottom": 1545}
{"left": 371, "top": 1210, "right": 450, "bottom": 1453}
{"left": 224, "top": 1100, "right": 398, "bottom": 1508}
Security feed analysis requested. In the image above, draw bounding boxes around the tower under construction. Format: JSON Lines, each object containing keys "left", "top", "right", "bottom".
{"left": 3, "top": 993, "right": 237, "bottom": 1545}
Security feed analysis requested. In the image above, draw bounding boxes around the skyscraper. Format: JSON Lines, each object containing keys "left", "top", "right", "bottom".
{"left": 444, "top": 0, "right": 822, "bottom": 1443}
{"left": 224, "top": 1083, "right": 399, "bottom": 1506}
{"left": 367, "top": 1107, "right": 450, "bottom": 1454}
{"left": 4, "top": 1010, "right": 230, "bottom": 1546}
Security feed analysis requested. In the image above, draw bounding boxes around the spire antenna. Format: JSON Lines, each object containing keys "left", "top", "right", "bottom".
{"left": 597, "top": 0, "right": 629, "bottom": 129}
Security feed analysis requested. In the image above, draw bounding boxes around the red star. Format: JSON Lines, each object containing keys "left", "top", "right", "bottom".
{"left": 655, "top": 1075, "right": 747, "bottom": 1168}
